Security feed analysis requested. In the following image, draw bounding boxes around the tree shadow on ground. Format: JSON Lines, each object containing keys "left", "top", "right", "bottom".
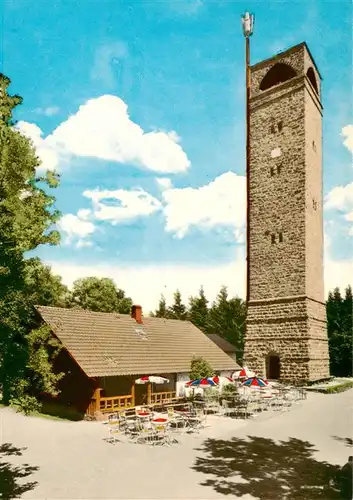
{"left": 0, "top": 443, "right": 38, "bottom": 499}
{"left": 192, "top": 436, "right": 351, "bottom": 499}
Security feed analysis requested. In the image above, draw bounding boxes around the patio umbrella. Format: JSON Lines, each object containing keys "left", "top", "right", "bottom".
{"left": 242, "top": 376, "right": 268, "bottom": 388}
{"left": 185, "top": 377, "right": 218, "bottom": 387}
{"left": 234, "top": 367, "right": 256, "bottom": 379}
{"left": 135, "top": 376, "right": 169, "bottom": 384}
{"left": 135, "top": 376, "right": 170, "bottom": 405}
{"left": 212, "top": 376, "right": 235, "bottom": 386}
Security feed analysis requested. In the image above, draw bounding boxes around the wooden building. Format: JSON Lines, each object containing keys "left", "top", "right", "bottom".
{"left": 36, "top": 304, "right": 240, "bottom": 418}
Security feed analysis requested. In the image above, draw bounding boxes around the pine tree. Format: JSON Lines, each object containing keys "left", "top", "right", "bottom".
{"left": 188, "top": 286, "right": 209, "bottom": 332}
{"left": 207, "top": 285, "right": 246, "bottom": 361}
{"left": 153, "top": 294, "right": 169, "bottom": 318}
{"left": 168, "top": 290, "right": 188, "bottom": 320}
{"left": 326, "top": 286, "right": 352, "bottom": 377}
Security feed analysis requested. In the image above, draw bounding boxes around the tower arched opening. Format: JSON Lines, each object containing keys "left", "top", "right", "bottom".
{"left": 306, "top": 67, "right": 319, "bottom": 94}
{"left": 260, "top": 63, "right": 297, "bottom": 91}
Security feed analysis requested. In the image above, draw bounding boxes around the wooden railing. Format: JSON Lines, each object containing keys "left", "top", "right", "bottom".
{"left": 87, "top": 386, "right": 135, "bottom": 417}
{"left": 100, "top": 395, "right": 133, "bottom": 413}
{"left": 151, "top": 391, "right": 177, "bottom": 405}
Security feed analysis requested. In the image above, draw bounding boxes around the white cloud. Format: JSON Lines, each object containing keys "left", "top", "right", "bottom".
{"left": 16, "top": 96, "right": 190, "bottom": 174}
{"left": 156, "top": 177, "right": 173, "bottom": 190}
{"left": 77, "top": 208, "right": 92, "bottom": 220}
{"left": 325, "top": 182, "right": 353, "bottom": 235}
{"left": 162, "top": 171, "right": 246, "bottom": 238}
{"left": 342, "top": 124, "right": 353, "bottom": 154}
{"left": 324, "top": 182, "right": 353, "bottom": 211}
{"left": 46, "top": 244, "right": 352, "bottom": 314}
{"left": 83, "top": 187, "right": 161, "bottom": 225}
{"left": 57, "top": 214, "right": 96, "bottom": 248}
{"left": 15, "top": 121, "right": 60, "bottom": 173}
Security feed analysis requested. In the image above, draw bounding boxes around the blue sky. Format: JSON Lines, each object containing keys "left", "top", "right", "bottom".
{"left": 2, "top": 0, "right": 352, "bottom": 310}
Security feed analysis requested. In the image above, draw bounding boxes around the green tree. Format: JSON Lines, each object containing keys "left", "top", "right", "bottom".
{"left": 188, "top": 286, "right": 209, "bottom": 332}
{"left": 207, "top": 285, "right": 246, "bottom": 361}
{"left": 0, "top": 73, "right": 62, "bottom": 408}
{"left": 24, "top": 258, "right": 69, "bottom": 307}
{"left": 189, "top": 356, "right": 214, "bottom": 380}
{"left": 168, "top": 289, "right": 188, "bottom": 320}
{"left": 67, "top": 276, "right": 133, "bottom": 314}
{"left": 116, "top": 287, "right": 133, "bottom": 314}
{"left": 152, "top": 294, "right": 169, "bottom": 318}
{"left": 326, "top": 286, "right": 352, "bottom": 377}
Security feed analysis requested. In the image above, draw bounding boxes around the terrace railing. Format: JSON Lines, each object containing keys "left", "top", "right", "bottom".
{"left": 150, "top": 391, "right": 177, "bottom": 405}
{"left": 87, "top": 386, "right": 135, "bottom": 417}
{"left": 100, "top": 394, "right": 134, "bottom": 413}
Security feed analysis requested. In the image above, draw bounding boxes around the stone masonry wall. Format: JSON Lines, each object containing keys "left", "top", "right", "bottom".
{"left": 249, "top": 84, "right": 307, "bottom": 300}
{"left": 244, "top": 43, "right": 329, "bottom": 381}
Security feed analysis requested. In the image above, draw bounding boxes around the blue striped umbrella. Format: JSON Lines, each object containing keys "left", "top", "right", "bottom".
{"left": 185, "top": 377, "right": 218, "bottom": 387}
{"left": 242, "top": 377, "right": 268, "bottom": 388}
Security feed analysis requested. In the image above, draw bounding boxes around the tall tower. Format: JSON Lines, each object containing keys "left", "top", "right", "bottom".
{"left": 243, "top": 42, "right": 329, "bottom": 381}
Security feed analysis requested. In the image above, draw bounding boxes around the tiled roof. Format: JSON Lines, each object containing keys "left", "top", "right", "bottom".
{"left": 36, "top": 306, "right": 240, "bottom": 377}
{"left": 206, "top": 334, "right": 237, "bottom": 353}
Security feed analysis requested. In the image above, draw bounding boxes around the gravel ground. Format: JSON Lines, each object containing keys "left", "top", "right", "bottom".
{"left": 0, "top": 390, "right": 352, "bottom": 499}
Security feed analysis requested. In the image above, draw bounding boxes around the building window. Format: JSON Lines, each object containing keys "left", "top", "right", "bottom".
{"left": 270, "top": 167, "right": 274, "bottom": 176}
{"left": 271, "top": 234, "right": 276, "bottom": 244}
{"left": 312, "top": 198, "right": 318, "bottom": 211}
{"left": 277, "top": 164, "right": 281, "bottom": 175}
{"left": 278, "top": 121, "right": 283, "bottom": 132}
{"left": 312, "top": 140, "right": 316, "bottom": 152}
{"left": 278, "top": 232, "right": 283, "bottom": 242}
{"left": 270, "top": 124, "right": 276, "bottom": 134}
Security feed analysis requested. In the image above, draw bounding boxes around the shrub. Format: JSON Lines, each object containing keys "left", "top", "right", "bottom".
{"left": 189, "top": 356, "right": 214, "bottom": 380}
{"left": 310, "top": 381, "right": 353, "bottom": 394}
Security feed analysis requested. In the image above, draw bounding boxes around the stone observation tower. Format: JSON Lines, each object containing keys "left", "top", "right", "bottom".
{"left": 243, "top": 42, "right": 330, "bottom": 381}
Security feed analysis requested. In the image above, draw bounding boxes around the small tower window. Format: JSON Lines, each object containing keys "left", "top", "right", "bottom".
{"left": 270, "top": 124, "right": 276, "bottom": 134}
{"left": 312, "top": 198, "right": 318, "bottom": 211}
{"left": 270, "top": 167, "right": 274, "bottom": 176}
{"left": 278, "top": 232, "right": 283, "bottom": 243}
{"left": 278, "top": 121, "right": 283, "bottom": 132}
{"left": 312, "top": 140, "right": 316, "bottom": 152}
{"left": 271, "top": 234, "right": 276, "bottom": 244}
{"left": 277, "top": 164, "right": 282, "bottom": 175}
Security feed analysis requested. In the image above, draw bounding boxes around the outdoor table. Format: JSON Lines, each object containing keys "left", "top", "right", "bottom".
{"left": 152, "top": 417, "right": 168, "bottom": 424}
{"left": 137, "top": 412, "right": 151, "bottom": 418}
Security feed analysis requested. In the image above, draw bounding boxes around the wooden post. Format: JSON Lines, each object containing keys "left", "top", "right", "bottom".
{"left": 131, "top": 383, "right": 135, "bottom": 407}
{"left": 93, "top": 387, "right": 102, "bottom": 413}
{"left": 147, "top": 383, "right": 152, "bottom": 405}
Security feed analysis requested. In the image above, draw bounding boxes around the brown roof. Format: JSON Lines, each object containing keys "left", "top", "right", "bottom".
{"left": 36, "top": 306, "right": 240, "bottom": 377}
{"left": 206, "top": 334, "right": 237, "bottom": 353}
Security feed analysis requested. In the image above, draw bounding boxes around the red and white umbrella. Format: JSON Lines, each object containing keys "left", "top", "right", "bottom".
{"left": 212, "top": 375, "right": 235, "bottom": 386}
{"left": 234, "top": 367, "right": 256, "bottom": 379}
{"left": 242, "top": 377, "right": 268, "bottom": 388}
{"left": 185, "top": 377, "right": 218, "bottom": 387}
{"left": 135, "top": 376, "right": 169, "bottom": 384}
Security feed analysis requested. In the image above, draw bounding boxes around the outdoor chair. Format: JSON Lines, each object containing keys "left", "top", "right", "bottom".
{"left": 136, "top": 417, "right": 155, "bottom": 445}
{"left": 235, "top": 400, "right": 249, "bottom": 419}
{"left": 167, "top": 407, "right": 187, "bottom": 433}
{"left": 151, "top": 422, "right": 174, "bottom": 446}
{"left": 184, "top": 408, "right": 204, "bottom": 433}
{"left": 220, "top": 400, "right": 237, "bottom": 417}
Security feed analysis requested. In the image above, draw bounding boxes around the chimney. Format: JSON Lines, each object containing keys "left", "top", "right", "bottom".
{"left": 131, "top": 304, "right": 143, "bottom": 324}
